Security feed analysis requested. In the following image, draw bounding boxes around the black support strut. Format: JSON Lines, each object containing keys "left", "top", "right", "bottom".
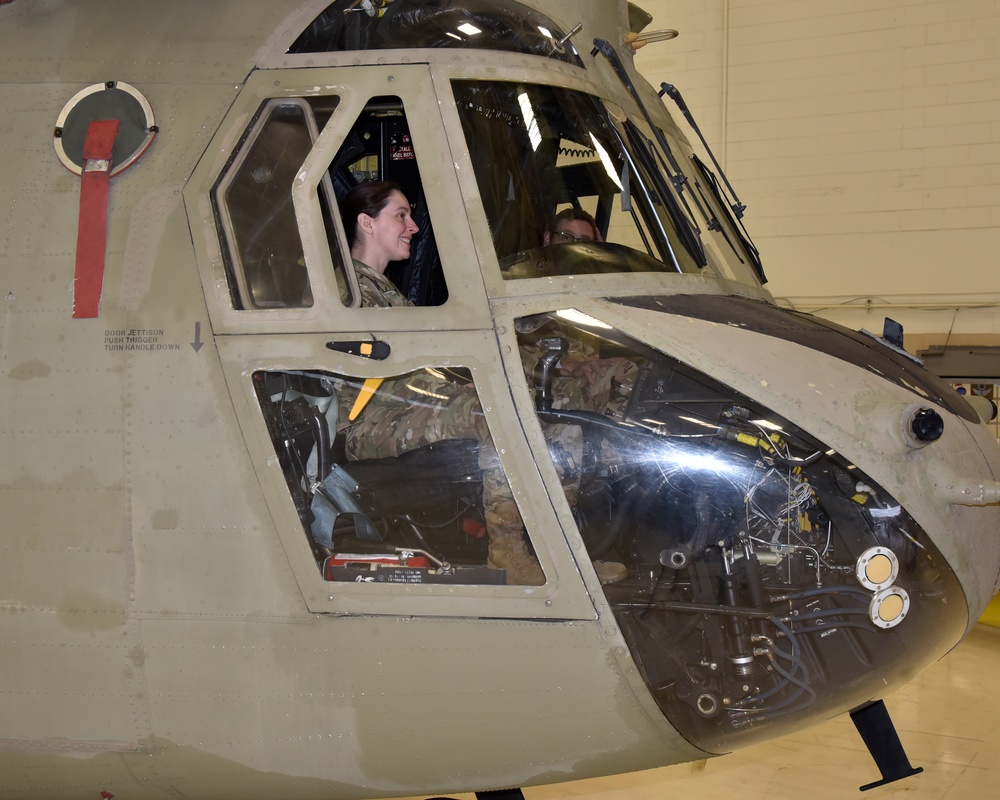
{"left": 850, "top": 699, "right": 923, "bottom": 791}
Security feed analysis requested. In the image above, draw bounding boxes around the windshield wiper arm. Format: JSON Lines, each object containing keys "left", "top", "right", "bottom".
{"left": 592, "top": 37, "right": 706, "bottom": 267}
{"left": 659, "top": 82, "right": 747, "bottom": 220}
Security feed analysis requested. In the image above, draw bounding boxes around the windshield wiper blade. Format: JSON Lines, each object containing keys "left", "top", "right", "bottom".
{"left": 659, "top": 82, "right": 765, "bottom": 282}
{"left": 692, "top": 155, "right": 766, "bottom": 283}
{"left": 644, "top": 126, "right": 714, "bottom": 239}
{"left": 602, "top": 114, "right": 683, "bottom": 271}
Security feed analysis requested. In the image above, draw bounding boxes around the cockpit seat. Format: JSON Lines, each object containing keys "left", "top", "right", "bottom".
{"left": 310, "top": 438, "right": 483, "bottom": 553}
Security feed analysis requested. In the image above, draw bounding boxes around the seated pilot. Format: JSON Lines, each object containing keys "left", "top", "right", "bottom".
{"left": 543, "top": 207, "right": 601, "bottom": 246}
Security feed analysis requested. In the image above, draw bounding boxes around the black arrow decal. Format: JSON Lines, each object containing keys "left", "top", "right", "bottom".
{"left": 191, "top": 321, "right": 204, "bottom": 353}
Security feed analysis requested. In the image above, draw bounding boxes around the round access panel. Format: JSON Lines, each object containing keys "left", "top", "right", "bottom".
{"left": 54, "top": 81, "right": 156, "bottom": 176}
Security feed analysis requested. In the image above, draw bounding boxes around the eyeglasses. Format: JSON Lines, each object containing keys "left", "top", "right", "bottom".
{"left": 551, "top": 230, "right": 595, "bottom": 244}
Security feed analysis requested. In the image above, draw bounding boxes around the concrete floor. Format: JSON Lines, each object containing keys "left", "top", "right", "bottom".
{"left": 392, "top": 623, "right": 1000, "bottom": 800}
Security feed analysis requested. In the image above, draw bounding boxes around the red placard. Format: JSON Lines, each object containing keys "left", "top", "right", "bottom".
{"left": 72, "top": 119, "right": 119, "bottom": 319}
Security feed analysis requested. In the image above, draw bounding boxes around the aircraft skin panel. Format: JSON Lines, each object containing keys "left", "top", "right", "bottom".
{"left": 0, "top": 619, "right": 702, "bottom": 797}
{"left": 2, "top": 84, "right": 72, "bottom": 190}
{"left": 0, "top": 0, "right": 290, "bottom": 85}
{"left": 3, "top": 0, "right": 1000, "bottom": 796}
{"left": 136, "top": 618, "right": 701, "bottom": 790}
{"left": 0, "top": 614, "right": 150, "bottom": 748}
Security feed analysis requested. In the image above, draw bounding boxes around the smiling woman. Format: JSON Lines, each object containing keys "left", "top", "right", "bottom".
{"left": 344, "top": 181, "right": 420, "bottom": 277}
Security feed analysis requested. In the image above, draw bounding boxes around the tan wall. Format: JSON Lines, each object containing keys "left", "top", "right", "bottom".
{"left": 634, "top": 0, "right": 1000, "bottom": 350}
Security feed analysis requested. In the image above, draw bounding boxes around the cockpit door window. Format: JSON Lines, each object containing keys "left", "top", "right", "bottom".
{"left": 187, "top": 66, "right": 490, "bottom": 334}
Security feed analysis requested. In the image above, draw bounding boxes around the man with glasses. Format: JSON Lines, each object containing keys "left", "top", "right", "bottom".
{"left": 543, "top": 208, "right": 600, "bottom": 246}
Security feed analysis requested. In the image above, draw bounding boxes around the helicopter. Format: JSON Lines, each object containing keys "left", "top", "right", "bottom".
{"left": 2, "top": 0, "right": 1000, "bottom": 798}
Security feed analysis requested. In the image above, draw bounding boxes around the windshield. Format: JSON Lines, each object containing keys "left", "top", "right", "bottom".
{"left": 452, "top": 79, "right": 707, "bottom": 279}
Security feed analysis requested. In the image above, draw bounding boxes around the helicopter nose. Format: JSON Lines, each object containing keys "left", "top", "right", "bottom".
{"left": 553, "top": 295, "right": 1000, "bottom": 756}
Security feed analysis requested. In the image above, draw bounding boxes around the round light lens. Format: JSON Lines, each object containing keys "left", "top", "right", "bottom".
{"left": 869, "top": 587, "right": 910, "bottom": 629}
{"left": 856, "top": 546, "right": 899, "bottom": 591}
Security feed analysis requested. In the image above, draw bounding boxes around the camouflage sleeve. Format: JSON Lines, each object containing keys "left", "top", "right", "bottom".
{"left": 344, "top": 371, "right": 490, "bottom": 461}
{"left": 519, "top": 340, "right": 638, "bottom": 417}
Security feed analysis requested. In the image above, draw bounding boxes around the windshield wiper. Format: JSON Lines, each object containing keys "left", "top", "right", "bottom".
{"left": 660, "top": 83, "right": 765, "bottom": 282}
{"left": 591, "top": 37, "right": 707, "bottom": 267}
{"left": 692, "top": 155, "right": 766, "bottom": 283}
{"left": 602, "top": 116, "right": 683, "bottom": 271}
{"left": 659, "top": 82, "right": 746, "bottom": 220}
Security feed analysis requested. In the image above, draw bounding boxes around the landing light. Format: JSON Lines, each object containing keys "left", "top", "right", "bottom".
{"left": 869, "top": 586, "right": 910, "bottom": 629}
{"left": 855, "top": 546, "right": 899, "bottom": 591}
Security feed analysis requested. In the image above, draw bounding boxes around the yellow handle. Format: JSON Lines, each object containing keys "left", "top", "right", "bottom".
{"left": 349, "top": 377, "right": 384, "bottom": 421}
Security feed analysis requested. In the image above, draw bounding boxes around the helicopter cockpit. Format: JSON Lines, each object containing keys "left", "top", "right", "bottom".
{"left": 272, "top": 0, "right": 766, "bottom": 289}
{"left": 213, "top": 78, "right": 763, "bottom": 311}
{"left": 194, "top": 0, "right": 970, "bottom": 761}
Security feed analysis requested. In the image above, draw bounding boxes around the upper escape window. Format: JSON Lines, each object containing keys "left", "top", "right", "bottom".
{"left": 212, "top": 94, "right": 448, "bottom": 310}
{"left": 288, "top": 0, "right": 584, "bottom": 67}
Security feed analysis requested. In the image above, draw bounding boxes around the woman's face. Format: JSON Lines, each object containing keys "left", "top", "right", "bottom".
{"left": 369, "top": 190, "right": 419, "bottom": 263}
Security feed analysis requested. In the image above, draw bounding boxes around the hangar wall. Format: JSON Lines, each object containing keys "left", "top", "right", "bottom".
{"left": 634, "top": 0, "right": 1000, "bottom": 360}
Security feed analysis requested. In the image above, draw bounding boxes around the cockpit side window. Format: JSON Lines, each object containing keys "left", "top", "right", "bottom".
{"left": 328, "top": 95, "right": 448, "bottom": 307}
{"left": 212, "top": 96, "right": 352, "bottom": 309}
{"left": 288, "top": 0, "right": 583, "bottom": 67}
{"left": 253, "top": 365, "right": 543, "bottom": 587}
{"left": 211, "top": 91, "right": 449, "bottom": 311}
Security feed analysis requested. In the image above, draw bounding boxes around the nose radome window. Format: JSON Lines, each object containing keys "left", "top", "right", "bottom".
{"left": 511, "top": 310, "right": 967, "bottom": 754}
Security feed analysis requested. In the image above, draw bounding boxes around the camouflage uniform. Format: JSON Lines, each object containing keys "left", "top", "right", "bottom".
{"left": 520, "top": 337, "right": 638, "bottom": 418}
{"left": 353, "top": 259, "right": 409, "bottom": 308}
{"left": 342, "top": 370, "right": 488, "bottom": 460}
{"left": 339, "top": 366, "right": 544, "bottom": 583}
{"left": 518, "top": 336, "right": 638, "bottom": 495}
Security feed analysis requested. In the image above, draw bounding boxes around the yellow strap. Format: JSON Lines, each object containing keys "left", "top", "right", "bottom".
{"left": 349, "top": 377, "right": 384, "bottom": 421}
